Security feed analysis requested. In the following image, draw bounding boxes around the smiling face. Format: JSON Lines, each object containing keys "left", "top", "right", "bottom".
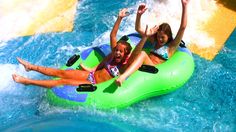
{"left": 156, "top": 31, "right": 169, "bottom": 46}
{"left": 113, "top": 43, "right": 128, "bottom": 63}
{"left": 156, "top": 23, "right": 173, "bottom": 46}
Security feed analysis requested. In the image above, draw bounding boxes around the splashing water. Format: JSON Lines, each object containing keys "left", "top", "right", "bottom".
{"left": 0, "top": 0, "right": 235, "bottom": 131}
{"left": 138, "top": 0, "right": 217, "bottom": 47}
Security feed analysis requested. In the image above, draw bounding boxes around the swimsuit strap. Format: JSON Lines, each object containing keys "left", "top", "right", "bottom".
{"left": 151, "top": 44, "right": 169, "bottom": 60}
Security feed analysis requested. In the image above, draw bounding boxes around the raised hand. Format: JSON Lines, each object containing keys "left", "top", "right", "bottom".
{"left": 137, "top": 3, "right": 147, "bottom": 15}
{"left": 119, "top": 8, "right": 129, "bottom": 18}
{"left": 145, "top": 25, "right": 159, "bottom": 37}
{"left": 181, "top": 0, "right": 190, "bottom": 6}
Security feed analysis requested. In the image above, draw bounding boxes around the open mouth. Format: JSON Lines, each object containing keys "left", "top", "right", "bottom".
{"left": 114, "top": 56, "right": 122, "bottom": 62}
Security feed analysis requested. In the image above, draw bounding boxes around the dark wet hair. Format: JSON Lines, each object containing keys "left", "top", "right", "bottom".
{"left": 119, "top": 35, "right": 129, "bottom": 42}
{"left": 157, "top": 23, "right": 173, "bottom": 43}
{"left": 116, "top": 40, "right": 132, "bottom": 55}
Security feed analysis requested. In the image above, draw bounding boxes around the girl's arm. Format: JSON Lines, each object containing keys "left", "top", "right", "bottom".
{"left": 168, "top": 0, "right": 189, "bottom": 56}
{"left": 110, "top": 8, "right": 129, "bottom": 50}
{"left": 80, "top": 53, "right": 113, "bottom": 72}
{"left": 95, "top": 53, "right": 113, "bottom": 70}
{"left": 135, "top": 3, "right": 158, "bottom": 38}
{"left": 135, "top": 3, "right": 147, "bottom": 36}
{"left": 116, "top": 26, "right": 149, "bottom": 86}
{"left": 127, "top": 25, "right": 149, "bottom": 65}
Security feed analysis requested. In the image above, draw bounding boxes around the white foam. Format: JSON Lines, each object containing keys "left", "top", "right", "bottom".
{"left": 0, "top": 41, "right": 7, "bottom": 49}
{"left": 92, "top": 9, "right": 137, "bottom": 46}
{"left": 132, "top": 0, "right": 217, "bottom": 47}
{"left": 154, "top": 0, "right": 217, "bottom": 47}
{"left": 0, "top": 64, "right": 28, "bottom": 93}
{"left": 93, "top": 0, "right": 218, "bottom": 48}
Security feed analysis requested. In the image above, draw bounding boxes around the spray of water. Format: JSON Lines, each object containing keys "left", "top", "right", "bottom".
{"left": 0, "top": 0, "right": 226, "bottom": 130}
{"left": 93, "top": 0, "right": 217, "bottom": 48}
{"left": 147, "top": 0, "right": 217, "bottom": 47}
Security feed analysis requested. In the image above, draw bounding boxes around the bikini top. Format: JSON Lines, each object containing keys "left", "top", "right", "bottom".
{"left": 105, "top": 64, "right": 120, "bottom": 77}
{"left": 105, "top": 58, "right": 120, "bottom": 77}
{"left": 105, "top": 55, "right": 130, "bottom": 77}
{"left": 150, "top": 43, "right": 169, "bottom": 60}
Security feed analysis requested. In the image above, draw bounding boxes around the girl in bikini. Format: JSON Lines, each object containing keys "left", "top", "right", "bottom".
{"left": 12, "top": 8, "right": 149, "bottom": 88}
{"left": 116, "top": 0, "right": 190, "bottom": 86}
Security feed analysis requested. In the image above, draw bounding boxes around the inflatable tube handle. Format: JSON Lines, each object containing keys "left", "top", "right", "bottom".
{"left": 138, "top": 65, "right": 159, "bottom": 74}
{"left": 66, "top": 54, "right": 80, "bottom": 67}
{"left": 179, "top": 40, "right": 186, "bottom": 48}
{"left": 76, "top": 84, "right": 97, "bottom": 92}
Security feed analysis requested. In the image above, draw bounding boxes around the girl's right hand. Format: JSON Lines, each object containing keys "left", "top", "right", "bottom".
{"left": 119, "top": 8, "right": 129, "bottom": 18}
{"left": 137, "top": 3, "right": 147, "bottom": 15}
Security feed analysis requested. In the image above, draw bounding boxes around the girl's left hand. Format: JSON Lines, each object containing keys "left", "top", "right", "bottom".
{"left": 119, "top": 8, "right": 129, "bottom": 18}
{"left": 145, "top": 25, "right": 159, "bottom": 37}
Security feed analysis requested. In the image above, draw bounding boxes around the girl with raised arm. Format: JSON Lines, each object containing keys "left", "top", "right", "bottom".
{"left": 116, "top": 0, "right": 190, "bottom": 86}
{"left": 12, "top": 8, "right": 135, "bottom": 88}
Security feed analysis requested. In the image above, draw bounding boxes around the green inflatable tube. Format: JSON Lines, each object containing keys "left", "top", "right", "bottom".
{"left": 46, "top": 33, "right": 194, "bottom": 109}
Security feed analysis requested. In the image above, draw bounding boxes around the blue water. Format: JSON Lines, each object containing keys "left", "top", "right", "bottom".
{"left": 0, "top": 0, "right": 236, "bottom": 131}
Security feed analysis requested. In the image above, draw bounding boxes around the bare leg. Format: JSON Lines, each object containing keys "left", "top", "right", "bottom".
{"left": 17, "top": 57, "right": 33, "bottom": 71}
{"left": 17, "top": 57, "right": 89, "bottom": 80}
{"left": 116, "top": 51, "right": 154, "bottom": 86}
{"left": 127, "top": 36, "right": 148, "bottom": 66}
{"left": 12, "top": 74, "right": 90, "bottom": 88}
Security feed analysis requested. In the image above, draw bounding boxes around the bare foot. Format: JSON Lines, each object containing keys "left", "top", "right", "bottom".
{"left": 12, "top": 74, "right": 29, "bottom": 85}
{"left": 17, "top": 57, "right": 32, "bottom": 71}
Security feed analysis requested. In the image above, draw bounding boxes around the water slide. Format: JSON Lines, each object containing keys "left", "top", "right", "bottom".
{"left": 0, "top": 0, "right": 77, "bottom": 40}
{"left": 188, "top": 0, "right": 236, "bottom": 60}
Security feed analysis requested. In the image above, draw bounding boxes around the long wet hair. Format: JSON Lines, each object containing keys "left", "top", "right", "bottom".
{"left": 154, "top": 23, "right": 173, "bottom": 44}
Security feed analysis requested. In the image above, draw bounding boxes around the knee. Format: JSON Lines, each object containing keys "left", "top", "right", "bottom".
{"left": 58, "top": 70, "right": 66, "bottom": 76}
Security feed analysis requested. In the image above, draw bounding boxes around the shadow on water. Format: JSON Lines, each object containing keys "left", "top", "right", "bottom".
{"left": 216, "top": 0, "right": 236, "bottom": 11}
